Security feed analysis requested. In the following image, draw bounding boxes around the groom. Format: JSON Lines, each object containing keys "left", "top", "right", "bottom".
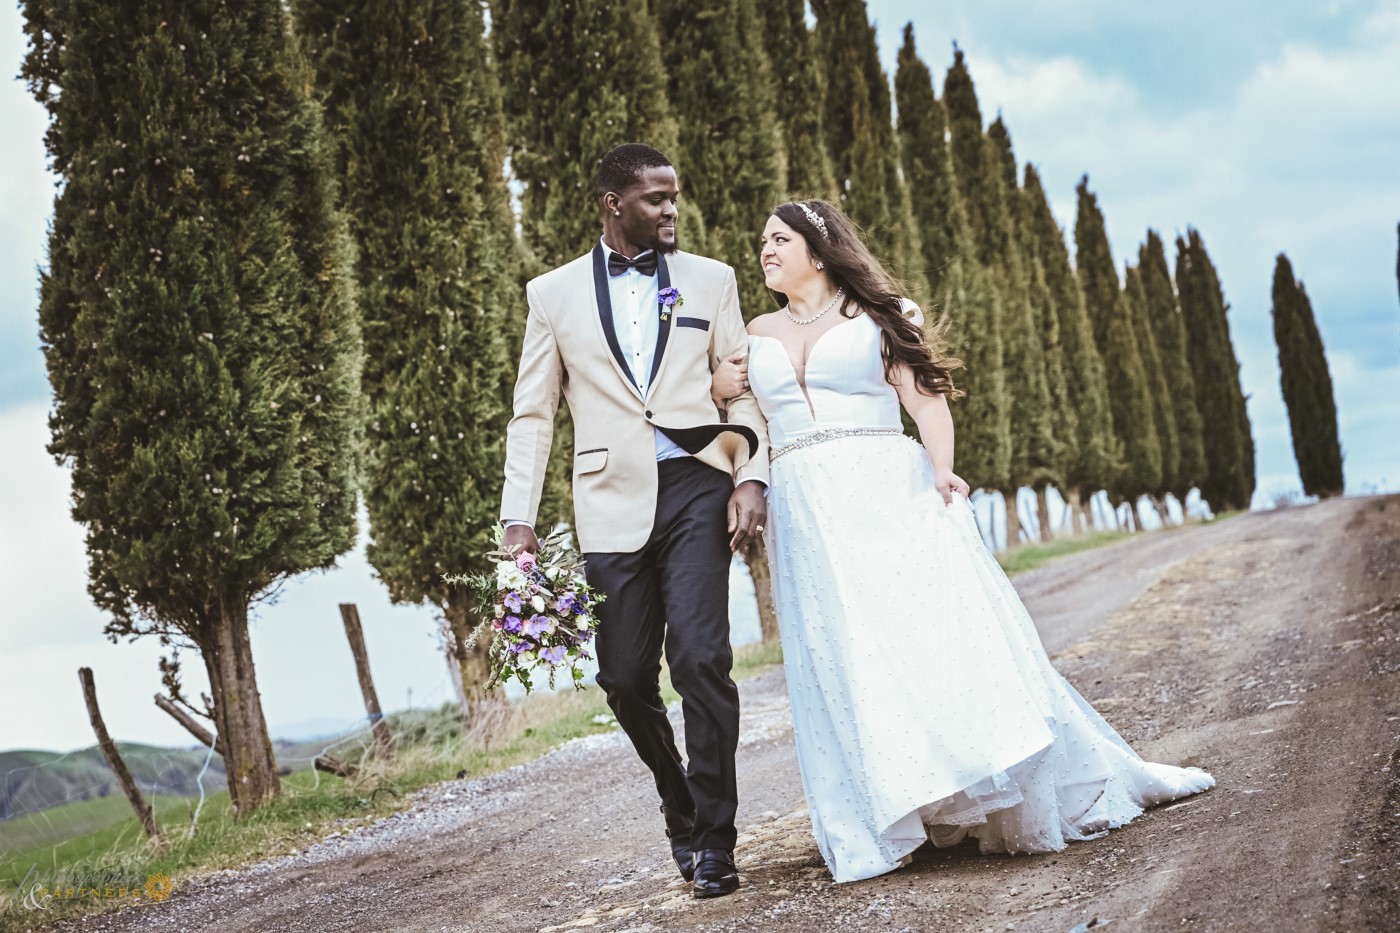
{"left": 499, "top": 144, "right": 769, "bottom": 898}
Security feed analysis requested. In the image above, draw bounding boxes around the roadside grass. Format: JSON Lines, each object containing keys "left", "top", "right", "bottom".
{"left": 997, "top": 528, "right": 1136, "bottom": 576}
{"left": 0, "top": 640, "right": 783, "bottom": 929}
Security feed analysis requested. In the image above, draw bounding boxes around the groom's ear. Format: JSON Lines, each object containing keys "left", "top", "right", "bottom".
{"left": 601, "top": 191, "right": 620, "bottom": 217}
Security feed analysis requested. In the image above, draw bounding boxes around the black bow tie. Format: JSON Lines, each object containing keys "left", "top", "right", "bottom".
{"left": 608, "top": 250, "right": 658, "bottom": 277}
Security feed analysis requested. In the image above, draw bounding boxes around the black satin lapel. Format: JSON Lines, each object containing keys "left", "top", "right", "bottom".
{"left": 593, "top": 243, "right": 636, "bottom": 388}
{"left": 648, "top": 252, "right": 673, "bottom": 389}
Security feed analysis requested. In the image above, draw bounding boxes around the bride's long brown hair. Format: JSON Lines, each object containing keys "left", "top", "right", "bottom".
{"left": 770, "top": 199, "right": 964, "bottom": 399}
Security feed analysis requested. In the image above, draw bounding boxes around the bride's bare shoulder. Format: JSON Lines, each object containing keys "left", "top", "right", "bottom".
{"left": 746, "top": 312, "right": 781, "bottom": 337}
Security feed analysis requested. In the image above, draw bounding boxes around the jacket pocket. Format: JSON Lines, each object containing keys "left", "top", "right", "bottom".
{"left": 575, "top": 448, "right": 608, "bottom": 475}
{"left": 675, "top": 316, "right": 710, "bottom": 331}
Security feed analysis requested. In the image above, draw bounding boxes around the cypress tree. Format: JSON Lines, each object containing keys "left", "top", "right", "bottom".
{"left": 940, "top": 45, "right": 1011, "bottom": 492}
{"left": 1271, "top": 254, "right": 1344, "bottom": 498}
{"left": 1075, "top": 177, "right": 1161, "bottom": 514}
{"left": 1176, "top": 230, "right": 1253, "bottom": 511}
{"left": 656, "top": 0, "right": 784, "bottom": 320}
{"left": 1124, "top": 262, "right": 1178, "bottom": 514}
{"left": 812, "top": 0, "right": 924, "bottom": 298}
{"left": 759, "top": 0, "right": 838, "bottom": 200}
{"left": 987, "top": 117, "right": 1059, "bottom": 543}
{"left": 296, "top": 0, "right": 519, "bottom": 706}
{"left": 1139, "top": 230, "right": 1205, "bottom": 503}
{"left": 895, "top": 25, "right": 959, "bottom": 297}
{"left": 493, "top": 0, "right": 685, "bottom": 270}
{"left": 1023, "top": 165, "right": 1114, "bottom": 527}
{"left": 22, "top": 0, "right": 361, "bottom": 816}
{"left": 892, "top": 31, "right": 1007, "bottom": 497}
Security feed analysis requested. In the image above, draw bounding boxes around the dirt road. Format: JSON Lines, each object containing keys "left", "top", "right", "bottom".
{"left": 43, "top": 495, "right": 1400, "bottom": 932}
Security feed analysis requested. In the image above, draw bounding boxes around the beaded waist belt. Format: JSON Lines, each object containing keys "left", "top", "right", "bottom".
{"left": 770, "top": 426, "right": 904, "bottom": 461}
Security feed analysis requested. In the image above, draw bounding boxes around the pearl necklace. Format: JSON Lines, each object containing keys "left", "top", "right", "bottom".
{"left": 783, "top": 288, "right": 845, "bottom": 326}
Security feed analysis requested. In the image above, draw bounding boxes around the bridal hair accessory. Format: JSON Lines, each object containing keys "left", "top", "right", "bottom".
{"left": 784, "top": 287, "right": 845, "bottom": 326}
{"left": 797, "top": 201, "right": 829, "bottom": 240}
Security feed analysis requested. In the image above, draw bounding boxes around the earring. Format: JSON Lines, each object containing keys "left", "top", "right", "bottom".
{"left": 614, "top": 210, "right": 621, "bottom": 216}
{"left": 815, "top": 261, "right": 825, "bottom": 270}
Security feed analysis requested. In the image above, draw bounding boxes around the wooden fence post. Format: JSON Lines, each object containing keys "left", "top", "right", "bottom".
{"left": 79, "top": 668, "right": 162, "bottom": 844}
{"left": 339, "top": 603, "right": 396, "bottom": 761}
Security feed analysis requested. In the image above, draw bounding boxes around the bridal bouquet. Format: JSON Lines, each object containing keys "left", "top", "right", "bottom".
{"left": 443, "top": 525, "right": 605, "bottom": 694}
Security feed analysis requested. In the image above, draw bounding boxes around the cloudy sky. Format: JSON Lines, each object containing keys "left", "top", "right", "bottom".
{"left": 2, "top": 2, "right": 1397, "bottom": 754}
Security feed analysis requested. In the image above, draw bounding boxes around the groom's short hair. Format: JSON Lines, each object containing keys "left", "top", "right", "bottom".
{"left": 595, "top": 144, "right": 673, "bottom": 204}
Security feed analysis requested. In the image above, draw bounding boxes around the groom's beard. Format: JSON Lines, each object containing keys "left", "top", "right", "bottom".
{"left": 646, "top": 234, "right": 679, "bottom": 255}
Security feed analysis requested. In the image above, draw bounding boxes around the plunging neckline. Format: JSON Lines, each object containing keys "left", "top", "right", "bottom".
{"left": 751, "top": 312, "right": 867, "bottom": 417}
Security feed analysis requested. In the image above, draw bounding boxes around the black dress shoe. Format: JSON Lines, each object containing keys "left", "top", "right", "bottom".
{"left": 660, "top": 805, "right": 694, "bottom": 882}
{"left": 692, "top": 848, "right": 739, "bottom": 899}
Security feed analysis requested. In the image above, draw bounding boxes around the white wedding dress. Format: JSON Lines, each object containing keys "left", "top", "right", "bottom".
{"left": 748, "top": 310, "right": 1214, "bottom": 884}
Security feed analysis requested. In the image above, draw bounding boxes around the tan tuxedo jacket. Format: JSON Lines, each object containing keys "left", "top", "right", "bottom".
{"left": 500, "top": 245, "right": 769, "bottom": 553}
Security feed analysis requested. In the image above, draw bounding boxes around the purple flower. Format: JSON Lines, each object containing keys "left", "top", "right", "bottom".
{"left": 503, "top": 614, "right": 523, "bottom": 634}
{"left": 658, "top": 286, "right": 683, "bottom": 307}
{"left": 540, "top": 645, "right": 567, "bottom": 665}
{"left": 523, "top": 614, "right": 550, "bottom": 638}
{"left": 508, "top": 640, "right": 530, "bottom": 654}
{"left": 503, "top": 592, "right": 523, "bottom": 613}
{"left": 555, "top": 591, "right": 575, "bottom": 614}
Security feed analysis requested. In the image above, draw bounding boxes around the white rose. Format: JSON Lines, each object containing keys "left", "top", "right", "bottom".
{"left": 577, "top": 618, "right": 591, "bottom": 631}
{"left": 531, "top": 595, "right": 546, "bottom": 613}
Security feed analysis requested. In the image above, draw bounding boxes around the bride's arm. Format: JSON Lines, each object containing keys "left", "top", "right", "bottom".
{"left": 894, "top": 366, "right": 970, "bottom": 503}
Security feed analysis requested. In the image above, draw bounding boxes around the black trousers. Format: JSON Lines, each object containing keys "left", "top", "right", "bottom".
{"left": 585, "top": 457, "right": 740, "bottom": 852}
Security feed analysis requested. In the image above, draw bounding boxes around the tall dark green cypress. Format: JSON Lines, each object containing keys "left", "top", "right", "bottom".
{"left": 1023, "top": 165, "right": 1115, "bottom": 523}
{"left": 1139, "top": 230, "right": 1205, "bottom": 502}
{"left": 656, "top": 0, "right": 784, "bottom": 320}
{"left": 22, "top": 0, "right": 362, "bottom": 816}
{"left": 1271, "top": 254, "right": 1343, "bottom": 498}
{"left": 759, "top": 0, "right": 838, "bottom": 200}
{"left": 940, "top": 45, "right": 1011, "bottom": 491}
{"left": 1124, "top": 262, "right": 1178, "bottom": 509}
{"left": 895, "top": 26, "right": 958, "bottom": 298}
{"left": 1075, "top": 177, "right": 1161, "bottom": 510}
{"left": 893, "top": 28, "right": 1005, "bottom": 494}
{"left": 297, "top": 0, "right": 520, "bottom": 704}
{"left": 812, "top": 0, "right": 923, "bottom": 297}
{"left": 493, "top": 0, "right": 684, "bottom": 270}
{"left": 987, "top": 117, "right": 1059, "bottom": 537}
{"left": 1176, "top": 230, "right": 1253, "bottom": 511}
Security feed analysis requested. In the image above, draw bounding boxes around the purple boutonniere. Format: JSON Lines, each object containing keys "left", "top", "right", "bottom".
{"left": 658, "top": 286, "right": 684, "bottom": 321}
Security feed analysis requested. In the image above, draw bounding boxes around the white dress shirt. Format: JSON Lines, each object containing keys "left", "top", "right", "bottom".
{"left": 601, "top": 236, "right": 690, "bottom": 463}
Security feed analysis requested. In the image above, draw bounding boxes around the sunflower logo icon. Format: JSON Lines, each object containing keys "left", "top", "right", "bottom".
{"left": 144, "top": 872, "right": 174, "bottom": 902}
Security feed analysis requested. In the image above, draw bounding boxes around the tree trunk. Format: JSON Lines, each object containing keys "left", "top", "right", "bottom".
{"left": 154, "top": 693, "right": 226, "bottom": 757}
{"left": 1068, "top": 488, "right": 1084, "bottom": 534}
{"left": 742, "top": 538, "right": 780, "bottom": 644}
{"left": 80, "top": 668, "right": 161, "bottom": 843}
{"left": 443, "top": 602, "right": 498, "bottom": 730}
{"left": 1001, "top": 490, "right": 1019, "bottom": 552}
{"left": 1150, "top": 495, "right": 1171, "bottom": 526}
{"left": 339, "top": 603, "right": 395, "bottom": 761}
{"left": 1035, "top": 487, "right": 1054, "bottom": 542}
{"left": 201, "top": 600, "right": 281, "bottom": 819}
{"left": 1127, "top": 498, "right": 1144, "bottom": 532}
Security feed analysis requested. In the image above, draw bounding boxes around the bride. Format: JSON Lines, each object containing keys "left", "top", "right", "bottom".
{"left": 711, "top": 198, "right": 1215, "bottom": 884}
